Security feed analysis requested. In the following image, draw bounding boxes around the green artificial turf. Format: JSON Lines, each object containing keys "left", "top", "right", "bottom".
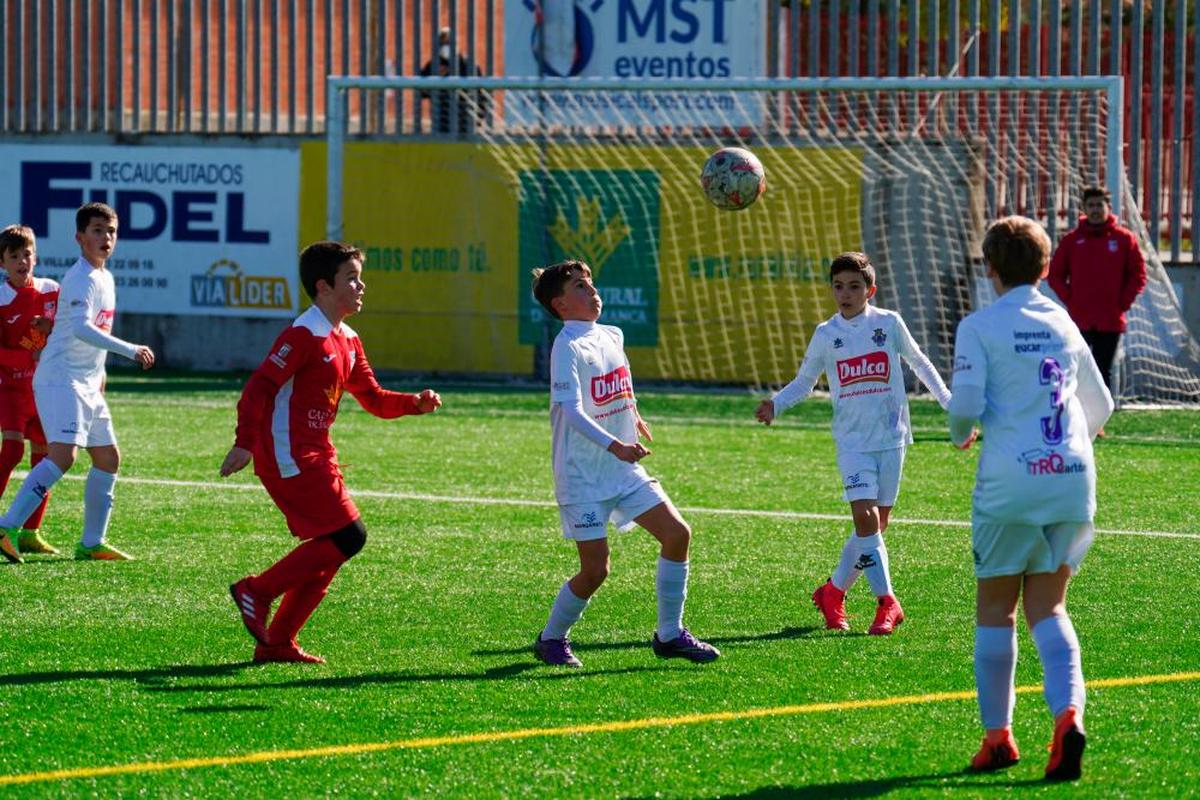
{"left": 0, "top": 374, "right": 1195, "bottom": 797}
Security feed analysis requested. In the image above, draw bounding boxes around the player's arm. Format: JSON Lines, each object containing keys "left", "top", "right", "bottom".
{"left": 758, "top": 332, "right": 826, "bottom": 425}
{"left": 345, "top": 343, "right": 440, "bottom": 417}
{"left": 896, "top": 316, "right": 952, "bottom": 409}
{"left": 66, "top": 282, "right": 154, "bottom": 367}
{"left": 1075, "top": 347, "right": 1115, "bottom": 440}
{"left": 222, "top": 330, "right": 311, "bottom": 475}
{"left": 621, "top": 351, "right": 653, "bottom": 442}
{"left": 948, "top": 320, "right": 987, "bottom": 449}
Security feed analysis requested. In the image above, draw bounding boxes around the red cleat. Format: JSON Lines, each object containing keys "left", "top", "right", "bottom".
{"left": 1045, "top": 707, "right": 1086, "bottom": 781}
{"left": 868, "top": 595, "right": 904, "bottom": 635}
{"left": 254, "top": 642, "right": 326, "bottom": 664}
{"left": 230, "top": 577, "right": 271, "bottom": 645}
{"left": 812, "top": 579, "right": 849, "bottom": 630}
{"left": 969, "top": 729, "right": 1021, "bottom": 772}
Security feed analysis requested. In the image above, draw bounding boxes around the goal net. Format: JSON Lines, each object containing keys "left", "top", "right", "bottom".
{"left": 327, "top": 76, "right": 1200, "bottom": 404}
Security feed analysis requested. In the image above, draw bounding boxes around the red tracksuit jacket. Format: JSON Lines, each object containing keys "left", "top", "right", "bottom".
{"left": 1047, "top": 214, "right": 1147, "bottom": 333}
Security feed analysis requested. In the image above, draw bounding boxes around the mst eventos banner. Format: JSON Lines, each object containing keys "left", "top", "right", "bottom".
{"left": 0, "top": 145, "right": 300, "bottom": 318}
{"left": 308, "top": 140, "right": 863, "bottom": 384}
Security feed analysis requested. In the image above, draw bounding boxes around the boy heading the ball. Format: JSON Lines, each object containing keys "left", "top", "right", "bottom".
{"left": 222, "top": 241, "right": 441, "bottom": 664}
{"left": 0, "top": 225, "right": 60, "bottom": 559}
{"left": 530, "top": 259, "right": 719, "bottom": 668}
{"left": 755, "top": 252, "right": 950, "bottom": 635}
{"left": 0, "top": 203, "right": 156, "bottom": 563}
{"left": 950, "top": 217, "right": 1111, "bottom": 780}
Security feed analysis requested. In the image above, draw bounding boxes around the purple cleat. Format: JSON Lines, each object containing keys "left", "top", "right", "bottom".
{"left": 651, "top": 628, "right": 721, "bottom": 663}
{"left": 533, "top": 635, "right": 583, "bottom": 668}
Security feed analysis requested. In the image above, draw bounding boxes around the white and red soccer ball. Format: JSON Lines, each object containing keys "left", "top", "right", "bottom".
{"left": 700, "top": 147, "right": 766, "bottom": 211}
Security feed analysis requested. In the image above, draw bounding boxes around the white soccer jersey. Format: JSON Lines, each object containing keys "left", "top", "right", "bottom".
{"left": 549, "top": 320, "right": 649, "bottom": 505}
{"left": 34, "top": 258, "right": 138, "bottom": 390}
{"left": 952, "top": 285, "right": 1108, "bottom": 524}
{"left": 773, "top": 305, "right": 951, "bottom": 452}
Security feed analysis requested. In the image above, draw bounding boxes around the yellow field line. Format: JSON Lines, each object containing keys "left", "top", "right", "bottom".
{"left": 1, "top": 670, "right": 1196, "bottom": 787}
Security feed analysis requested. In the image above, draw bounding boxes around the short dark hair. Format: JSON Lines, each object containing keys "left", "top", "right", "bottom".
{"left": 531, "top": 259, "right": 591, "bottom": 320}
{"left": 981, "top": 216, "right": 1051, "bottom": 287}
{"left": 299, "top": 241, "right": 364, "bottom": 299}
{"left": 0, "top": 224, "right": 36, "bottom": 255}
{"left": 1081, "top": 185, "right": 1111, "bottom": 204}
{"left": 76, "top": 202, "right": 118, "bottom": 232}
{"left": 829, "top": 251, "right": 876, "bottom": 287}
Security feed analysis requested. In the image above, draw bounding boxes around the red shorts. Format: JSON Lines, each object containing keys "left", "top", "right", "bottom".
{"left": 259, "top": 461, "right": 360, "bottom": 540}
{"left": 0, "top": 388, "right": 46, "bottom": 445}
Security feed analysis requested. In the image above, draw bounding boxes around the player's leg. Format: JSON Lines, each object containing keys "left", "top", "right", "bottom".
{"left": 863, "top": 448, "right": 906, "bottom": 634}
{"left": 18, "top": 436, "right": 58, "bottom": 555}
{"left": 1025, "top": 563, "right": 1087, "bottom": 781}
{"left": 75, "top": 443, "right": 130, "bottom": 560}
{"left": 537, "top": 500, "right": 610, "bottom": 667}
{"left": 633, "top": 495, "right": 719, "bottom": 663}
{"left": 0, "top": 430, "right": 25, "bottom": 499}
{"left": 255, "top": 520, "right": 368, "bottom": 664}
{"left": 234, "top": 467, "right": 359, "bottom": 646}
{"left": 969, "top": 574, "right": 1024, "bottom": 771}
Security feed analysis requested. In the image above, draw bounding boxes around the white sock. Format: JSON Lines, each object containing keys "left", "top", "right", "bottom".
{"left": 855, "top": 532, "right": 893, "bottom": 597}
{"left": 0, "top": 458, "right": 63, "bottom": 529}
{"left": 975, "top": 625, "right": 1018, "bottom": 729}
{"left": 655, "top": 556, "right": 689, "bottom": 641}
{"left": 1031, "top": 614, "right": 1086, "bottom": 722}
{"left": 541, "top": 581, "right": 589, "bottom": 641}
{"left": 830, "top": 531, "right": 861, "bottom": 592}
{"left": 81, "top": 468, "right": 118, "bottom": 547}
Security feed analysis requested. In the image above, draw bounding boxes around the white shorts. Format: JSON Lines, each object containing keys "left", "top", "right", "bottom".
{"left": 34, "top": 383, "right": 118, "bottom": 448}
{"left": 558, "top": 479, "right": 669, "bottom": 542}
{"left": 972, "top": 519, "right": 1094, "bottom": 579}
{"left": 836, "top": 447, "right": 906, "bottom": 505}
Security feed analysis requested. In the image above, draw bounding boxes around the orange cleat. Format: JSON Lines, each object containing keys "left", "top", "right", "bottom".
{"left": 1045, "top": 707, "right": 1086, "bottom": 781}
{"left": 812, "top": 579, "right": 849, "bottom": 630}
{"left": 868, "top": 595, "right": 905, "bottom": 635}
{"left": 254, "top": 642, "right": 326, "bottom": 664}
{"left": 968, "top": 729, "right": 1021, "bottom": 772}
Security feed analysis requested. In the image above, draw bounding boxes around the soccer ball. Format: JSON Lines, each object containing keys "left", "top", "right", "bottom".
{"left": 700, "top": 147, "right": 766, "bottom": 210}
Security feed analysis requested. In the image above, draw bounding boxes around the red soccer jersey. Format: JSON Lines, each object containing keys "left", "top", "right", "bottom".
{"left": 234, "top": 306, "right": 423, "bottom": 479}
{"left": 0, "top": 277, "right": 60, "bottom": 389}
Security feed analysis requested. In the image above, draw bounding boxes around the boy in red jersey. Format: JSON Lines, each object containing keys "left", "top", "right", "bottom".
{"left": 0, "top": 225, "right": 59, "bottom": 560}
{"left": 221, "top": 241, "right": 441, "bottom": 664}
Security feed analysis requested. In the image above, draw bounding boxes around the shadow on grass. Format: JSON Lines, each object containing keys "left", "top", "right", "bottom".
{"left": 0, "top": 661, "right": 256, "bottom": 687}
{"left": 143, "top": 661, "right": 671, "bottom": 694}
{"left": 178, "top": 704, "right": 271, "bottom": 714}
{"left": 472, "top": 625, "right": 843, "bottom": 657}
{"left": 625, "top": 769, "right": 1046, "bottom": 798}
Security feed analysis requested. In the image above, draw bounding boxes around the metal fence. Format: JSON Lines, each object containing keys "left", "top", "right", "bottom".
{"left": 1, "top": 1, "right": 1197, "bottom": 258}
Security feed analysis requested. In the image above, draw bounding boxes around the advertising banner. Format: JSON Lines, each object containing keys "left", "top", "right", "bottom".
{"left": 307, "top": 139, "right": 864, "bottom": 384}
{"left": 504, "top": 0, "right": 766, "bottom": 128}
{"left": 0, "top": 144, "right": 300, "bottom": 318}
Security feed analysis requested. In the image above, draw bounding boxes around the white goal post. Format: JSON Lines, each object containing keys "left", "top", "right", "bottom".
{"left": 324, "top": 74, "right": 1200, "bottom": 403}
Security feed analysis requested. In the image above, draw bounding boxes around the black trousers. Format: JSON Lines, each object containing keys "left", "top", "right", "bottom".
{"left": 1082, "top": 330, "right": 1121, "bottom": 391}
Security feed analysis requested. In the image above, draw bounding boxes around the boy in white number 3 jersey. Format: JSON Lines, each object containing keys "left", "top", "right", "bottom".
{"left": 755, "top": 252, "right": 951, "bottom": 635}
{"left": 530, "top": 259, "right": 718, "bottom": 669}
{"left": 951, "top": 216, "right": 1111, "bottom": 781}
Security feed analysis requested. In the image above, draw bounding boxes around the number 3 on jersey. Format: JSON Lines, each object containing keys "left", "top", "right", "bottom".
{"left": 1039, "top": 357, "right": 1065, "bottom": 445}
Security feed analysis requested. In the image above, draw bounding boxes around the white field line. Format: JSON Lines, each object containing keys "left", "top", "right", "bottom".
{"left": 35, "top": 471, "right": 1200, "bottom": 541}
{"left": 116, "top": 396, "right": 1198, "bottom": 444}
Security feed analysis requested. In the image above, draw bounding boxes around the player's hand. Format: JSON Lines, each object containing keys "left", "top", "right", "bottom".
{"left": 133, "top": 345, "right": 156, "bottom": 370}
{"left": 31, "top": 315, "right": 53, "bottom": 336}
{"left": 636, "top": 414, "right": 653, "bottom": 442}
{"left": 608, "top": 440, "right": 650, "bottom": 463}
{"left": 755, "top": 399, "right": 775, "bottom": 425}
{"left": 955, "top": 429, "right": 978, "bottom": 450}
{"left": 220, "top": 446, "right": 253, "bottom": 476}
{"left": 415, "top": 389, "right": 442, "bottom": 414}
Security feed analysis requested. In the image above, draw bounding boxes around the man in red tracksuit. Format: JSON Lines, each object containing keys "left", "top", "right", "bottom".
{"left": 1048, "top": 185, "right": 1147, "bottom": 407}
{"left": 221, "top": 241, "right": 441, "bottom": 663}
